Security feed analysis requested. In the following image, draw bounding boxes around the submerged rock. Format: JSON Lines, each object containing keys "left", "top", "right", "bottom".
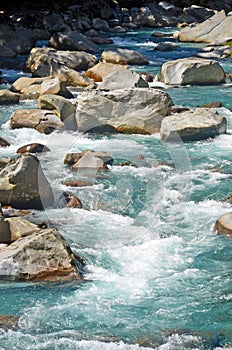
{"left": 214, "top": 212, "right": 232, "bottom": 235}
{"left": 75, "top": 88, "right": 173, "bottom": 134}
{"left": 160, "top": 108, "right": 227, "bottom": 141}
{"left": 11, "top": 109, "right": 64, "bottom": 134}
{"left": 0, "top": 315, "right": 19, "bottom": 331}
{"left": 0, "top": 154, "right": 54, "bottom": 209}
{"left": 160, "top": 57, "right": 225, "bottom": 85}
{"left": 0, "top": 228, "right": 84, "bottom": 281}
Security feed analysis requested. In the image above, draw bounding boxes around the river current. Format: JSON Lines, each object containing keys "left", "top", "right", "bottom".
{"left": 0, "top": 28, "right": 231, "bottom": 349}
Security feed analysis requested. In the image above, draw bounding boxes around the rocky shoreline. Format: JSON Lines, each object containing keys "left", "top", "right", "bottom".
{"left": 0, "top": 0, "right": 232, "bottom": 329}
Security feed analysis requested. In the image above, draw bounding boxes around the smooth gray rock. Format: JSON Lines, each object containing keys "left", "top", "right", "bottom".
{"left": 160, "top": 57, "right": 225, "bottom": 85}
{"left": 75, "top": 88, "right": 173, "bottom": 134}
{"left": 178, "top": 10, "right": 232, "bottom": 44}
{"left": 0, "top": 154, "right": 54, "bottom": 209}
{"left": 160, "top": 108, "right": 227, "bottom": 141}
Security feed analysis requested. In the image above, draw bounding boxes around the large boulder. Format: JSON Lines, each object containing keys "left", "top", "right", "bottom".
{"left": 183, "top": 5, "right": 216, "bottom": 22}
{"left": 160, "top": 108, "right": 227, "bottom": 141}
{"left": 178, "top": 10, "right": 232, "bottom": 44}
{"left": 49, "top": 31, "right": 99, "bottom": 54}
{"left": 75, "top": 88, "right": 173, "bottom": 134}
{"left": 11, "top": 77, "right": 73, "bottom": 99}
{"left": 101, "top": 48, "right": 149, "bottom": 65}
{"left": 0, "top": 154, "right": 54, "bottom": 209}
{"left": 0, "top": 90, "right": 20, "bottom": 105}
{"left": 11, "top": 109, "right": 64, "bottom": 134}
{"left": 26, "top": 47, "right": 98, "bottom": 77}
{"left": 214, "top": 212, "right": 232, "bottom": 235}
{"left": 160, "top": 58, "right": 225, "bottom": 85}
{"left": 0, "top": 228, "right": 84, "bottom": 281}
{"left": 38, "top": 94, "right": 77, "bottom": 130}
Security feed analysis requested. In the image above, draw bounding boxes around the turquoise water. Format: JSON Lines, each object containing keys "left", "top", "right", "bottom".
{"left": 0, "top": 29, "right": 232, "bottom": 349}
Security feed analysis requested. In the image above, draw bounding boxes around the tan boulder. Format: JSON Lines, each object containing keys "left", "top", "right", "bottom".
{"left": 4, "top": 217, "right": 39, "bottom": 243}
{"left": 11, "top": 77, "right": 73, "bottom": 99}
{"left": 11, "top": 109, "right": 64, "bottom": 134}
{"left": 214, "top": 212, "right": 232, "bottom": 235}
{"left": 85, "top": 62, "right": 127, "bottom": 82}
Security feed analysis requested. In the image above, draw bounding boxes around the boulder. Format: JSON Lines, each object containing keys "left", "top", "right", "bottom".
{"left": 1, "top": 217, "right": 39, "bottom": 243}
{"left": 38, "top": 94, "right": 77, "bottom": 130}
{"left": 160, "top": 58, "right": 225, "bottom": 85}
{"left": 0, "top": 89, "right": 20, "bottom": 105}
{"left": 0, "top": 25, "right": 38, "bottom": 55}
{"left": 26, "top": 47, "right": 98, "bottom": 77}
{"left": 75, "top": 88, "right": 173, "bottom": 134}
{"left": 49, "top": 31, "right": 99, "bottom": 54}
{"left": 11, "top": 109, "right": 64, "bottom": 134}
{"left": 0, "top": 154, "right": 54, "bottom": 209}
{"left": 214, "top": 212, "right": 232, "bottom": 235}
{"left": 0, "top": 137, "right": 10, "bottom": 147}
{"left": 183, "top": 5, "right": 216, "bottom": 22}
{"left": 11, "top": 76, "right": 73, "bottom": 99}
{"left": 101, "top": 48, "right": 149, "bottom": 65}
{"left": 0, "top": 228, "right": 84, "bottom": 281}
{"left": 55, "top": 67, "right": 94, "bottom": 88}
{"left": 17, "top": 143, "right": 51, "bottom": 154}
{"left": 178, "top": 11, "right": 232, "bottom": 44}
{"left": 160, "top": 108, "right": 227, "bottom": 141}
{"left": 92, "top": 18, "right": 109, "bottom": 31}
{"left": 85, "top": 62, "right": 128, "bottom": 82}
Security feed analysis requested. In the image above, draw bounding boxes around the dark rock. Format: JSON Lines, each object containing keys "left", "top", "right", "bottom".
{"left": 49, "top": 31, "right": 99, "bottom": 54}
{"left": 0, "top": 89, "right": 20, "bottom": 105}
{"left": 0, "top": 154, "right": 54, "bottom": 209}
{"left": 64, "top": 150, "right": 114, "bottom": 167}
{"left": 61, "top": 192, "right": 83, "bottom": 209}
{"left": 0, "top": 137, "right": 10, "bottom": 147}
{"left": 17, "top": 143, "right": 51, "bottom": 154}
